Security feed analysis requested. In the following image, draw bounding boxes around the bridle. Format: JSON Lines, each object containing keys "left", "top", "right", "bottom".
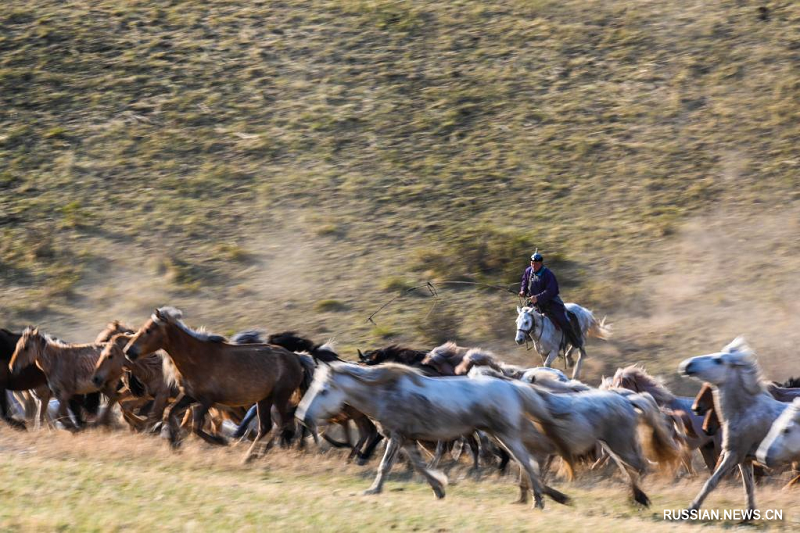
{"left": 517, "top": 310, "right": 542, "bottom": 351}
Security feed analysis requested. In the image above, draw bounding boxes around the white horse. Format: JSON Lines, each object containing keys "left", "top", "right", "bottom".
{"left": 679, "top": 337, "right": 788, "bottom": 513}
{"left": 757, "top": 398, "right": 800, "bottom": 487}
{"left": 296, "top": 361, "right": 571, "bottom": 509}
{"left": 514, "top": 303, "right": 611, "bottom": 380}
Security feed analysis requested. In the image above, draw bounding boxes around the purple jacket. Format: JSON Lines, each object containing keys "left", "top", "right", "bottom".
{"left": 520, "top": 266, "right": 560, "bottom": 305}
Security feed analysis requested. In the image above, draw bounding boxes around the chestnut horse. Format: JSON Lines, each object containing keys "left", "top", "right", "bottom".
{"left": 92, "top": 333, "right": 177, "bottom": 432}
{"left": 124, "top": 307, "right": 303, "bottom": 462}
{"left": 9, "top": 328, "right": 125, "bottom": 429}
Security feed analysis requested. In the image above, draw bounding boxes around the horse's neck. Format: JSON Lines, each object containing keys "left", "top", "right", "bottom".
{"left": 36, "top": 342, "right": 59, "bottom": 374}
{"left": 163, "top": 326, "right": 207, "bottom": 375}
{"left": 715, "top": 376, "right": 771, "bottom": 419}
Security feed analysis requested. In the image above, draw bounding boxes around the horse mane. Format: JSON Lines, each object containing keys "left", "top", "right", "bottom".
{"left": 612, "top": 365, "right": 676, "bottom": 404}
{"left": 423, "top": 341, "right": 467, "bottom": 365}
{"left": 22, "top": 326, "right": 67, "bottom": 347}
{"left": 721, "top": 337, "right": 769, "bottom": 395}
{"left": 156, "top": 307, "right": 226, "bottom": 343}
{"left": 778, "top": 376, "right": 800, "bottom": 389}
{"left": 267, "top": 331, "right": 315, "bottom": 352}
{"left": 454, "top": 349, "right": 502, "bottom": 375}
{"left": 232, "top": 330, "right": 267, "bottom": 344}
{"left": 332, "top": 361, "right": 425, "bottom": 386}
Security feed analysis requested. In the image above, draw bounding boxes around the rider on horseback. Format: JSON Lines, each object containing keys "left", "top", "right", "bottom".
{"left": 519, "top": 252, "right": 583, "bottom": 349}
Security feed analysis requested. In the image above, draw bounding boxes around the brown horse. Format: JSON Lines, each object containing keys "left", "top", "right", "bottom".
{"left": 9, "top": 328, "right": 126, "bottom": 429}
{"left": 613, "top": 365, "right": 720, "bottom": 473}
{"left": 123, "top": 307, "right": 304, "bottom": 462}
{"left": 92, "top": 333, "right": 177, "bottom": 432}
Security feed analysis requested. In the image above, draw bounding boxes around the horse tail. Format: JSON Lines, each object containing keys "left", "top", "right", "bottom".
{"left": 587, "top": 314, "right": 613, "bottom": 340}
{"left": 627, "top": 393, "right": 682, "bottom": 470}
{"left": 515, "top": 384, "right": 575, "bottom": 478}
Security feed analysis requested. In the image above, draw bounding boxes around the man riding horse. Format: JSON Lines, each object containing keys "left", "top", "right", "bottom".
{"left": 519, "top": 252, "right": 583, "bottom": 349}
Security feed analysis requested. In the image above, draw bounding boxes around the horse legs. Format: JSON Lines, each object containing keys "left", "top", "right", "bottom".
{"left": 54, "top": 391, "right": 78, "bottom": 431}
{"left": 164, "top": 393, "right": 195, "bottom": 448}
{"left": 599, "top": 440, "right": 650, "bottom": 506}
{"left": 784, "top": 473, "right": 800, "bottom": 490}
{"left": 243, "top": 397, "right": 274, "bottom": 463}
{"left": 495, "top": 434, "right": 566, "bottom": 510}
{"left": 543, "top": 349, "right": 559, "bottom": 368}
{"left": 357, "top": 428, "right": 384, "bottom": 466}
{"left": 571, "top": 348, "right": 586, "bottom": 380}
{"left": 0, "top": 389, "right": 26, "bottom": 430}
{"left": 32, "top": 386, "right": 52, "bottom": 430}
{"left": 687, "top": 451, "right": 741, "bottom": 511}
{"left": 145, "top": 390, "right": 170, "bottom": 433}
{"left": 98, "top": 386, "right": 124, "bottom": 426}
{"left": 191, "top": 402, "right": 227, "bottom": 447}
{"left": 402, "top": 442, "right": 448, "bottom": 499}
{"left": 739, "top": 460, "right": 757, "bottom": 512}
{"left": 430, "top": 440, "right": 446, "bottom": 469}
{"left": 233, "top": 404, "right": 258, "bottom": 440}
{"left": 699, "top": 441, "right": 718, "bottom": 473}
{"left": 364, "top": 434, "right": 402, "bottom": 495}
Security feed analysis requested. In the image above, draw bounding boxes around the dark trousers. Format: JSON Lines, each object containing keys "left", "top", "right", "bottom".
{"left": 537, "top": 299, "right": 582, "bottom": 347}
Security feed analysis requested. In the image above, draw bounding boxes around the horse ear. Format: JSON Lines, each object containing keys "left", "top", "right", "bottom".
{"left": 357, "top": 349, "right": 364, "bottom": 361}
{"left": 516, "top": 306, "right": 522, "bottom": 314}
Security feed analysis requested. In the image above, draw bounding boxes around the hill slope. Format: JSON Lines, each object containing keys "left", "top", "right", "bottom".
{"left": 2, "top": 0, "right": 799, "bottom": 385}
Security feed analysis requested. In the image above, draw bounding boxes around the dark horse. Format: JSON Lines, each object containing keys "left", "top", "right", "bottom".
{"left": 234, "top": 332, "right": 382, "bottom": 464}
{"left": 124, "top": 308, "right": 304, "bottom": 462}
{"left": 357, "top": 344, "right": 495, "bottom": 472}
{"left": 1, "top": 328, "right": 99, "bottom": 430}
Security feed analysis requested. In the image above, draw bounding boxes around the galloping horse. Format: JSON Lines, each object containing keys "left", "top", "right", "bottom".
{"left": 757, "top": 398, "right": 800, "bottom": 489}
{"left": 613, "top": 365, "right": 720, "bottom": 472}
{"left": 296, "top": 361, "right": 571, "bottom": 509}
{"left": 514, "top": 304, "right": 611, "bottom": 380}
{"left": 679, "top": 337, "right": 789, "bottom": 513}
{"left": 9, "top": 328, "right": 125, "bottom": 428}
{"left": 124, "top": 307, "right": 304, "bottom": 462}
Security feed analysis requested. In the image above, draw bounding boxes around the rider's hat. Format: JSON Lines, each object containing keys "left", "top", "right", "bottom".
{"left": 530, "top": 252, "right": 543, "bottom": 262}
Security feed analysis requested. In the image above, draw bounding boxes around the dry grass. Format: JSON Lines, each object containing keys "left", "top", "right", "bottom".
{"left": 0, "top": 430, "right": 796, "bottom": 532}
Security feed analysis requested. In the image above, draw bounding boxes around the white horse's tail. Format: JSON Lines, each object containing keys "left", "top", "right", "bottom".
{"left": 587, "top": 314, "right": 613, "bottom": 340}
{"left": 627, "top": 393, "right": 682, "bottom": 470}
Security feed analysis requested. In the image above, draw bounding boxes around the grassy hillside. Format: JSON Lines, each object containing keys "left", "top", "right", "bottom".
{"left": 2, "top": 0, "right": 800, "bottom": 386}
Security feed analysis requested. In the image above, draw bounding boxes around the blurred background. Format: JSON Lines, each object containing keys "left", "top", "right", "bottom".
{"left": 2, "top": 0, "right": 799, "bottom": 392}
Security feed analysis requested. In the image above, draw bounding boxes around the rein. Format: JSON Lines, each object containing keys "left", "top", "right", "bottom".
{"left": 518, "top": 311, "right": 543, "bottom": 352}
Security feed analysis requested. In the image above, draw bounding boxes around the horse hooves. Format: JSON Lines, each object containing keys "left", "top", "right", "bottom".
{"left": 362, "top": 488, "right": 382, "bottom": 496}
{"left": 6, "top": 419, "right": 27, "bottom": 431}
{"left": 432, "top": 487, "right": 446, "bottom": 499}
{"left": 532, "top": 499, "right": 545, "bottom": 510}
{"left": 545, "top": 486, "right": 571, "bottom": 505}
{"left": 632, "top": 488, "right": 651, "bottom": 507}
{"left": 511, "top": 497, "right": 529, "bottom": 505}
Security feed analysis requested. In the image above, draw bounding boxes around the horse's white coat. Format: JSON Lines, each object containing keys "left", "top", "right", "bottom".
{"left": 757, "top": 398, "right": 800, "bottom": 467}
{"left": 679, "top": 337, "right": 788, "bottom": 512}
{"left": 296, "top": 362, "right": 568, "bottom": 508}
{"left": 514, "top": 303, "right": 610, "bottom": 380}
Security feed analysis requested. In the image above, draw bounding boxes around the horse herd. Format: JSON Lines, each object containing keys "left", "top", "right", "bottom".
{"left": 1, "top": 305, "right": 799, "bottom": 517}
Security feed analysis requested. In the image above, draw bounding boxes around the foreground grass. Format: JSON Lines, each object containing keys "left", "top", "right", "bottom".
{"left": 0, "top": 430, "right": 796, "bottom": 532}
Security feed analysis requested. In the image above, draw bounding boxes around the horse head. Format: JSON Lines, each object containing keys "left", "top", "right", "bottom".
{"left": 679, "top": 337, "right": 764, "bottom": 394}
{"left": 93, "top": 333, "right": 132, "bottom": 388}
{"left": 9, "top": 327, "right": 45, "bottom": 375}
{"left": 296, "top": 363, "right": 349, "bottom": 431}
{"left": 757, "top": 398, "right": 800, "bottom": 467}
{"left": 125, "top": 308, "right": 175, "bottom": 361}
{"left": 515, "top": 306, "right": 535, "bottom": 345}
